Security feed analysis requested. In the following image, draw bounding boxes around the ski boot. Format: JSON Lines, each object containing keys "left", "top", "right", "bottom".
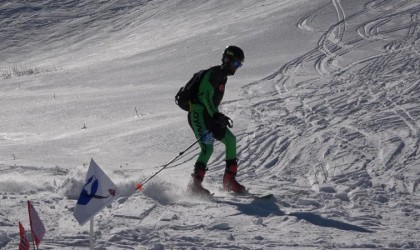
{"left": 223, "top": 159, "right": 246, "bottom": 193}
{"left": 187, "top": 163, "right": 211, "bottom": 197}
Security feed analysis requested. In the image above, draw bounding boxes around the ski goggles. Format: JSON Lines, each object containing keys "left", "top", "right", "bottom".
{"left": 231, "top": 59, "right": 243, "bottom": 68}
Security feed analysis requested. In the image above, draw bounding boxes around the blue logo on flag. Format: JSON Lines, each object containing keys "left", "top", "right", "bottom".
{"left": 76, "top": 175, "right": 114, "bottom": 205}
{"left": 77, "top": 175, "right": 99, "bottom": 205}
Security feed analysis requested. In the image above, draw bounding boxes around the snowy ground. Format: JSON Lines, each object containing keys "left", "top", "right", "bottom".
{"left": 1, "top": 0, "right": 420, "bottom": 249}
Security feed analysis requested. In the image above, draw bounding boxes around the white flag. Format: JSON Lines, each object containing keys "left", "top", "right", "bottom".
{"left": 73, "top": 159, "right": 117, "bottom": 226}
{"left": 28, "top": 201, "right": 46, "bottom": 247}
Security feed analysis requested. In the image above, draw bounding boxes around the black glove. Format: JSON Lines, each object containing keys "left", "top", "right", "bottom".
{"left": 211, "top": 112, "right": 232, "bottom": 140}
{"left": 212, "top": 112, "right": 230, "bottom": 127}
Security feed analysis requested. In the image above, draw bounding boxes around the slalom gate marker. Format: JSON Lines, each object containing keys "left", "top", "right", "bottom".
{"left": 28, "top": 201, "right": 46, "bottom": 250}
{"left": 18, "top": 222, "right": 30, "bottom": 250}
{"left": 73, "top": 159, "right": 117, "bottom": 250}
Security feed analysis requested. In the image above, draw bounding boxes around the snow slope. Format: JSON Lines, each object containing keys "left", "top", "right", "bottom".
{"left": 1, "top": 0, "right": 419, "bottom": 249}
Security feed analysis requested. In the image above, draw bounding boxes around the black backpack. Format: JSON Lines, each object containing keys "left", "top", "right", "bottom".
{"left": 175, "top": 69, "right": 207, "bottom": 111}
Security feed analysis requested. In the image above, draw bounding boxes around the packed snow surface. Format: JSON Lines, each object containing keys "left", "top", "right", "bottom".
{"left": 1, "top": 0, "right": 419, "bottom": 249}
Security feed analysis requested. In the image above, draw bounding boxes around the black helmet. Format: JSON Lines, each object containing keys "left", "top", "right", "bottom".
{"left": 223, "top": 45, "right": 245, "bottom": 63}
{"left": 222, "top": 45, "right": 244, "bottom": 75}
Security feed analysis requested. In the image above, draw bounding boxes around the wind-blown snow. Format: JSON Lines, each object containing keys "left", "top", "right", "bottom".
{"left": 1, "top": 0, "right": 419, "bottom": 249}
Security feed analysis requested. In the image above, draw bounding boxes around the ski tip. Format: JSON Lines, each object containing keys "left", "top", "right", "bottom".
{"left": 258, "top": 193, "right": 274, "bottom": 199}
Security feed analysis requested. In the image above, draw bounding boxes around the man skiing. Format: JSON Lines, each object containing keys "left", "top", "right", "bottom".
{"left": 186, "top": 45, "right": 246, "bottom": 196}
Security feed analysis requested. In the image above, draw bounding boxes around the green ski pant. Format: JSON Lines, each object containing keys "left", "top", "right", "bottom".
{"left": 188, "top": 104, "right": 236, "bottom": 167}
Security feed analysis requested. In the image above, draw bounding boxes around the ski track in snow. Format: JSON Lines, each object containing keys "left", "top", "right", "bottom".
{"left": 1, "top": 0, "right": 420, "bottom": 249}
{"left": 238, "top": 0, "right": 420, "bottom": 248}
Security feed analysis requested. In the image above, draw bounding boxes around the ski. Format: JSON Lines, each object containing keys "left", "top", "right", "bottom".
{"left": 187, "top": 190, "right": 274, "bottom": 202}
{"left": 213, "top": 190, "right": 274, "bottom": 200}
{"left": 223, "top": 194, "right": 273, "bottom": 199}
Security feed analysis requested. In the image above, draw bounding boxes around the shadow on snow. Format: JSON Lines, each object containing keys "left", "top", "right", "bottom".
{"left": 220, "top": 197, "right": 372, "bottom": 233}
{"left": 289, "top": 212, "right": 373, "bottom": 233}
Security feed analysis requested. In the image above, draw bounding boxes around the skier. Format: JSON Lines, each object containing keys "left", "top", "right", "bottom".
{"left": 186, "top": 45, "right": 246, "bottom": 196}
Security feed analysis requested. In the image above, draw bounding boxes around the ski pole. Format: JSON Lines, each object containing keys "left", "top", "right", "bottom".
{"left": 135, "top": 131, "right": 211, "bottom": 191}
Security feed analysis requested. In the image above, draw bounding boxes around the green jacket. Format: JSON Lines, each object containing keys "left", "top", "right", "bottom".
{"left": 195, "top": 66, "right": 228, "bottom": 117}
